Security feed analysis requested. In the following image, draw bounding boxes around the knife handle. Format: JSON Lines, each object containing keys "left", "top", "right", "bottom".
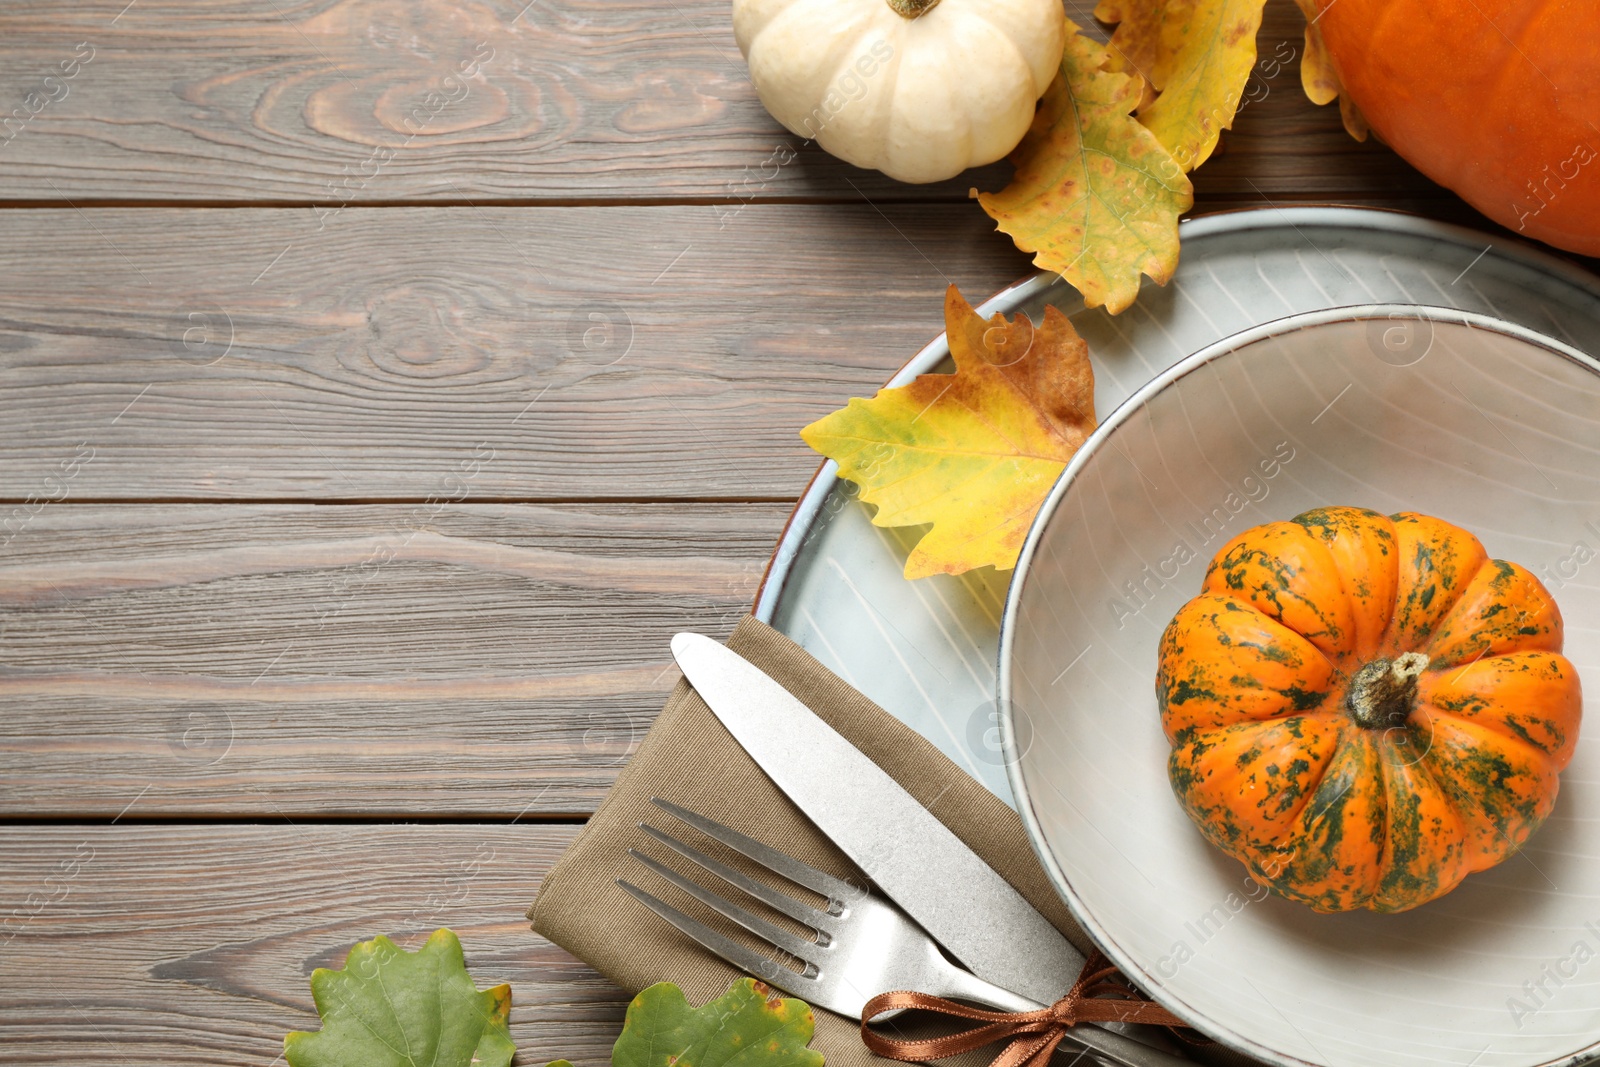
{"left": 935, "top": 963, "right": 1196, "bottom": 1067}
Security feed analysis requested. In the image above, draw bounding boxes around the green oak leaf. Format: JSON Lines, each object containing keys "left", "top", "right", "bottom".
{"left": 285, "top": 928, "right": 514, "bottom": 1067}
{"left": 599, "top": 978, "right": 824, "bottom": 1067}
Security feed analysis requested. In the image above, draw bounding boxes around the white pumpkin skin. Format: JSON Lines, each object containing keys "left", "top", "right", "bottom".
{"left": 733, "top": 0, "right": 1065, "bottom": 183}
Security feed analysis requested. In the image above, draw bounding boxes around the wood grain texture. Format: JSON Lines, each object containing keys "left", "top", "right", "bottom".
{"left": 0, "top": 0, "right": 1561, "bottom": 1060}
{"left": 0, "top": 502, "right": 788, "bottom": 817}
{"left": 0, "top": 824, "right": 633, "bottom": 1067}
{"left": 0, "top": 0, "right": 1449, "bottom": 203}
{"left": 0, "top": 203, "right": 1033, "bottom": 502}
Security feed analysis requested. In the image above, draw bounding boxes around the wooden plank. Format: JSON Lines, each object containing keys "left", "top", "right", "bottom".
{"left": 0, "top": 502, "right": 789, "bottom": 817}
{"left": 0, "top": 0, "right": 1447, "bottom": 203}
{"left": 0, "top": 202, "right": 1035, "bottom": 501}
{"left": 0, "top": 824, "right": 632, "bottom": 1067}
{"left": 13, "top": 191, "right": 1561, "bottom": 508}
{"left": 2, "top": 195, "right": 1558, "bottom": 506}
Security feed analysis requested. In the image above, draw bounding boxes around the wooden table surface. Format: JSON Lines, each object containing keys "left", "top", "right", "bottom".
{"left": 0, "top": 1, "right": 1584, "bottom": 1063}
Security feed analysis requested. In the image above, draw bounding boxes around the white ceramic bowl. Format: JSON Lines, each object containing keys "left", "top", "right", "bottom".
{"left": 999, "top": 305, "right": 1600, "bottom": 1067}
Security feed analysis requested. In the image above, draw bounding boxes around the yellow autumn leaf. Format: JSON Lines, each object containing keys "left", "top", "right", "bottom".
{"left": 1097, "top": 0, "right": 1269, "bottom": 171}
{"left": 800, "top": 286, "right": 1096, "bottom": 579}
{"left": 1292, "top": 0, "right": 1338, "bottom": 106}
{"left": 1338, "top": 92, "right": 1371, "bottom": 141}
{"left": 975, "top": 23, "right": 1192, "bottom": 315}
{"left": 1292, "top": 0, "right": 1369, "bottom": 140}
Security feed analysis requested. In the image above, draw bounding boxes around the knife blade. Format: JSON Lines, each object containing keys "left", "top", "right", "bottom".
{"left": 670, "top": 631, "right": 1085, "bottom": 1005}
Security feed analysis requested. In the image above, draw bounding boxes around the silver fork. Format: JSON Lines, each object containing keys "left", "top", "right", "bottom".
{"left": 617, "top": 797, "right": 1193, "bottom": 1067}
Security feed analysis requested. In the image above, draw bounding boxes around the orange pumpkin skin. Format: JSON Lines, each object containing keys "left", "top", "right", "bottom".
{"left": 1308, "top": 0, "right": 1600, "bottom": 255}
{"left": 1157, "top": 506, "right": 1582, "bottom": 913}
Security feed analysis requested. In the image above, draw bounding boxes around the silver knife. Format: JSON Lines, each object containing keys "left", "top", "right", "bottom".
{"left": 670, "top": 631, "right": 1093, "bottom": 1006}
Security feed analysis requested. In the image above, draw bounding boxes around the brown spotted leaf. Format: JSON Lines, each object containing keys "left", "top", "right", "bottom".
{"left": 801, "top": 285, "right": 1096, "bottom": 578}
{"left": 976, "top": 22, "right": 1192, "bottom": 314}
{"left": 1097, "top": 0, "right": 1270, "bottom": 170}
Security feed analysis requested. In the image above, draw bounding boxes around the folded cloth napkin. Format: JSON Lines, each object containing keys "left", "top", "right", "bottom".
{"left": 529, "top": 615, "right": 1259, "bottom": 1067}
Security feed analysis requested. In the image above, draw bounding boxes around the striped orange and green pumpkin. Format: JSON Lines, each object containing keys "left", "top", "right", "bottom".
{"left": 1156, "top": 506, "right": 1582, "bottom": 913}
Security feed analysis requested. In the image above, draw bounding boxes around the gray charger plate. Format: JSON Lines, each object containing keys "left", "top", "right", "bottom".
{"left": 753, "top": 205, "right": 1600, "bottom": 806}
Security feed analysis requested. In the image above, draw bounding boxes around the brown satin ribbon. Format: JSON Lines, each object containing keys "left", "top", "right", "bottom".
{"left": 859, "top": 951, "right": 1188, "bottom": 1067}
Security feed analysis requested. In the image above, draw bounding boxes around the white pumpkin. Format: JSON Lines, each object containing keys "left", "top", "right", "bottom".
{"left": 732, "top": 0, "right": 1065, "bottom": 183}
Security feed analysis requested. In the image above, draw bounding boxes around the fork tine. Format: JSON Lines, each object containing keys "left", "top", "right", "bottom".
{"left": 627, "top": 848, "right": 823, "bottom": 965}
{"left": 638, "top": 823, "right": 838, "bottom": 936}
{"left": 616, "top": 878, "right": 819, "bottom": 992}
{"left": 650, "top": 797, "right": 862, "bottom": 903}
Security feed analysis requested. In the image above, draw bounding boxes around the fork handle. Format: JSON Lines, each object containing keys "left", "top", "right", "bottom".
{"left": 934, "top": 965, "right": 1197, "bottom": 1067}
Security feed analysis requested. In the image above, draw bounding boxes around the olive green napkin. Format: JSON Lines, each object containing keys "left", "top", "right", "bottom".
{"left": 528, "top": 615, "right": 1257, "bottom": 1067}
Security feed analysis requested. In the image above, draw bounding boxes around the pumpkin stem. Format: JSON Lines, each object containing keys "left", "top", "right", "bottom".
{"left": 1347, "top": 652, "right": 1430, "bottom": 729}
{"left": 885, "top": 0, "right": 941, "bottom": 17}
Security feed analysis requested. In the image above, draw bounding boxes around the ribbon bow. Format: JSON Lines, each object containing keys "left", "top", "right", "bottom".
{"left": 859, "top": 951, "right": 1188, "bottom": 1067}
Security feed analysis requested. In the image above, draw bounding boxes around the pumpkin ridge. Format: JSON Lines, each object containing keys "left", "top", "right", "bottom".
{"left": 955, "top": 7, "right": 1034, "bottom": 92}
{"left": 819, "top": 28, "right": 899, "bottom": 130}
{"left": 1427, "top": 652, "right": 1574, "bottom": 758}
{"left": 1227, "top": 544, "right": 1345, "bottom": 647}
{"left": 1157, "top": 592, "right": 1338, "bottom": 736}
{"left": 1201, "top": 521, "right": 1356, "bottom": 660}
{"left": 732, "top": 0, "right": 800, "bottom": 47}
{"left": 1381, "top": 513, "right": 1489, "bottom": 653}
{"left": 1271, "top": 723, "right": 1386, "bottom": 910}
{"left": 1421, "top": 557, "right": 1564, "bottom": 668}
{"left": 875, "top": 23, "right": 909, "bottom": 174}
{"left": 747, "top": 0, "right": 881, "bottom": 139}
{"left": 1365, "top": 675, "right": 1472, "bottom": 911}
{"left": 1290, "top": 506, "right": 1399, "bottom": 663}
{"left": 1413, "top": 715, "right": 1556, "bottom": 875}
{"left": 1169, "top": 716, "right": 1350, "bottom": 888}
{"left": 1369, "top": 750, "right": 1467, "bottom": 912}
{"left": 1343, "top": 728, "right": 1388, "bottom": 910}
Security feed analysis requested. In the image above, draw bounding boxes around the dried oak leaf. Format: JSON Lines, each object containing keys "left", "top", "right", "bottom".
{"left": 976, "top": 23, "right": 1192, "bottom": 315}
{"left": 284, "top": 929, "right": 514, "bottom": 1067}
{"left": 1097, "top": 0, "right": 1270, "bottom": 170}
{"left": 801, "top": 285, "right": 1096, "bottom": 579}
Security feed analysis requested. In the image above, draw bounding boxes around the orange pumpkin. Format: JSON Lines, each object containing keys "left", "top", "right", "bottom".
{"left": 1156, "top": 506, "right": 1582, "bottom": 913}
{"left": 1302, "top": 0, "right": 1600, "bottom": 255}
